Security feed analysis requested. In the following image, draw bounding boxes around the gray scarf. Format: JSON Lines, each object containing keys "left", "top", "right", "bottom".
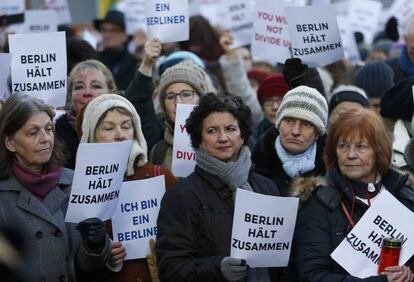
{"left": 195, "top": 146, "right": 253, "bottom": 199}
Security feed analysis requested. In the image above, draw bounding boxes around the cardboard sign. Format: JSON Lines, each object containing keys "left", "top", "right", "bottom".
{"left": 172, "top": 103, "right": 196, "bottom": 177}
{"left": 251, "top": 0, "right": 293, "bottom": 64}
{"left": 44, "top": 0, "right": 72, "bottom": 25}
{"left": 24, "top": 10, "right": 58, "bottom": 33}
{"left": 0, "top": 53, "right": 12, "bottom": 100}
{"left": 144, "top": 0, "right": 189, "bottom": 43}
{"left": 231, "top": 189, "right": 299, "bottom": 267}
{"left": 65, "top": 140, "right": 132, "bottom": 223}
{"left": 117, "top": 0, "right": 147, "bottom": 35}
{"left": 285, "top": 5, "right": 344, "bottom": 67}
{"left": 348, "top": 0, "right": 382, "bottom": 45}
{"left": 0, "top": 0, "right": 25, "bottom": 15}
{"left": 331, "top": 190, "right": 414, "bottom": 278}
{"left": 8, "top": 31, "right": 67, "bottom": 108}
{"left": 112, "top": 176, "right": 166, "bottom": 260}
{"left": 220, "top": 0, "right": 253, "bottom": 49}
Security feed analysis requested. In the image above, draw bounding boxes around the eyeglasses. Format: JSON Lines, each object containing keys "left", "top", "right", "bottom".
{"left": 164, "top": 90, "right": 196, "bottom": 103}
{"left": 263, "top": 97, "right": 283, "bottom": 107}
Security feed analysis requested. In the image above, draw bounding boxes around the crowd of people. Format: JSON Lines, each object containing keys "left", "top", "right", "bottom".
{"left": 0, "top": 4, "right": 414, "bottom": 282}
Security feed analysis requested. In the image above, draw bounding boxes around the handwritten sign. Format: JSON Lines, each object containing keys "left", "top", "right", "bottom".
{"left": 9, "top": 31, "right": 67, "bottom": 107}
{"left": 172, "top": 103, "right": 196, "bottom": 177}
{"left": 251, "top": 0, "right": 293, "bottom": 64}
{"left": 112, "top": 176, "right": 166, "bottom": 260}
{"left": 65, "top": 140, "right": 132, "bottom": 223}
{"left": 285, "top": 4, "right": 344, "bottom": 67}
{"left": 144, "top": 0, "right": 189, "bottom": 43}
{"left": 331, "top": 190, "right": 414, "bottom": 278}
{"left": 231, "top": 189, "right": 299, "bottom": 267}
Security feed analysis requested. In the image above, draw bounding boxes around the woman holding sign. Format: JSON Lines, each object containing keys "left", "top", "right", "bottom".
{"left": 77, "top": 93, "right": 176, "bottom": 282}
{"left": 291, "top": 108, "right": 414, "bottom": 281}
{"left": 0, "top": 94, "right": 111, "bottom": 282}
{"left": 156, "top": 93, "right": 284, "bottom": 281}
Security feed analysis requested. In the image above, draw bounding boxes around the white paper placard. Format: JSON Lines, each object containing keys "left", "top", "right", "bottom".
{"left": 337, "top": 15, "right": 361, "bottom": 64}
{"left": 220, "top": 0, "right": 254, "bottom": 49}
{"left": 145, "top": 0, "right": 189, "bottom": 43}
{"left": 0, "top": 0, "right": 25, "bottom": 15}
{"left": 285, "top": 5, "right": 345, "bottom": 67}
{"left": 198, "top": 0, "right": 223, "bottom": 26}
{"left": 388, "top": 0, "right": 414, "bottom": 27}
{"left": 348, "top": 0, "right": 382, "bottom": 45}
{"left": 0, "top": 53, "right": 12, "bottom": 100}
{"left": 251, "top": 0, "right": 293, "bottom": 64}
{"left": 81, "top": 30, "right": 98, "bottom": 50}
{"left": 8, "top": 31, "right": 67, "bottom": 108}
{"left": 24, "top": 10, "right": 58, "bottom": 34}
{"left": 65, "top": 140, "right": 132, "bottom": 223}
{"left": 112, "top": 175, "right": 166, "bottom": 260}
{"left": 171, "top": 103, "right": 196, "bottom": 177}
{"left": 44, "top": 0, "right": 72, "bottom": 25}
{"left": 331, "top": 190, "right": 414, "bottom": 278}
{"left": 117, "top": 0, "right": 147, "bottom": 35}
{"left": 231, "top": 189, "right": 299, "bottom": 267}
{"left": 189, "top": 0, "right": 201, "bottom": 16}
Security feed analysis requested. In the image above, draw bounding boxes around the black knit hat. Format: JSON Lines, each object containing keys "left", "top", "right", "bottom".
{"left": 329, "top": 85, "right": 369, "bottom": 114}
{"left": 352, "top": 61, "right": 394, "bottom": 98}
{"left": 94, "top": 10, "right": 125, "bottom": 32}
{"left": 380, "top": 76, "right": 414, "bottom": 121}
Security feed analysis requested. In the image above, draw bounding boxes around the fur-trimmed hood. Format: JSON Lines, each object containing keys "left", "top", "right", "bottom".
{"left": 289, "top": 176, "right": 327, "bottom": 203}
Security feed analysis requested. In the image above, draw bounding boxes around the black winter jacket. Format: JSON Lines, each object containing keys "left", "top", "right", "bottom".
{"left": 155, "top": 166, "right": 283, "bottom": 282}
{"left": 252, "top": 126, "right": 326, "bottom": 196}
{"left": 292, "top": 167, "right": 414, "bottom": 281}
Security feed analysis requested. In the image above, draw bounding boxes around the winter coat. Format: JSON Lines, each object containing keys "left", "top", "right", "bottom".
{"left": 79, "top": 163, "right": 177, "bottom": 282}
{"left": 252, "top": 126, "right": 326, "bottom": 196}
{"left": 155, "top": 166, "right": 284, "bottom": 281}
{"left": 55, "top": 114, "right": 78, "bottom": 169}
{"left": 0, "top": 168, "right": 111, "bottom": 282}
{"left": 290, "top": 166, "right": 414, "bottom": 281}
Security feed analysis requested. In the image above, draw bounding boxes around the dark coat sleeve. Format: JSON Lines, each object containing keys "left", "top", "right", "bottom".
{"left": 294, "top": 196, "right": 386, "bottom": 282}
{"left": 155, "top": 186, "right": 226, "bottom": 282}
{"left": 123, "top": 71, "right": 163, "bottom": 152}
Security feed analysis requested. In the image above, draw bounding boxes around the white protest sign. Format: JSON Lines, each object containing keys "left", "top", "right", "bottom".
{"left": 112, "top": 176, "right": 166, "bottom": 260}
{"left": 331, "top": 190, "right": 414, "bottom": 278}
{"left": 117, "top": 0, "right": 146, "bottom": 35}
{"left": 0, "top": 0, "right": 24, "bottom": 15}
{"left": 312, "top": 0, "right": 331, "bottom": 5}
{"left": 199, "top": 0, "right": 223, "bottom": 26}
{"left": 251, "top": 0, "right": 293, "bottom": 64}
{"left": 44, "top": 0, "right": 72, "bottom": 25}
{"left": 145, "top": 0, "right": 189, "bottom": 43}
{"left": 0, "top": 53, "right": 12, "bottom": 100}
{"left": 286, "top": 5, "right": 344, "bottom": 67}
{"left": 285, "top": 0, "right": 307, "bottom": 6}
{"left": 348, "top": 0, "right": 382, "bottom": 45}
{"left": 172, "top": 103, "right": 196, "bottom": 177}
{"left": 9, "top": 31, "right": 67, "bottom": 108}
{"left": 65, "top": 140, "right": 132, "bottom": 223}
{"left": 81, "top": 30, "right": 98, "bottom": 50}
{"left": 189, "top": 0, "right": 201, "bottom": 16}
{"left": 388, "top": 0, "right": 414, "bottom": 27}
{"left": 24, "top": 10, "right": 58, "bottom": 34}
{"left": 231, "top": 189, "right": 299, "bottom": 267}
{"left": 337, "top": 15, "right": 361, "bottom": 64}
{"left": 220, "top": 0, "right": 253, "bottom": 49}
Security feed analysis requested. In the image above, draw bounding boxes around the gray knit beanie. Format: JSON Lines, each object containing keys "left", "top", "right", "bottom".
{"left": 158, "top": 60, "right": 216, "bottom": 114}
{"left": 275, "top": 86, "right": 328, "bottom": 135}
{"left": 352, "top": 61, "right": 394, "bottom": 98}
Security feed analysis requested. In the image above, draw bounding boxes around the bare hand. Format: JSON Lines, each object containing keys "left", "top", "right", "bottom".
{"left": 219, "top": 31, "right": 237, "bottom": 59}
{"left": 109, "top": 241, "right": 126, "bottom": 267}
{"left": 383, "top": 265, "right": 414, "bottom": 282}
{"left": 143, "top": 38, "right": 162, "bottom": 66}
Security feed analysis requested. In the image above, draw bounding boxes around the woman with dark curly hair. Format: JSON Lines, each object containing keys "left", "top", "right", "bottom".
{"left": 155, "top": 93, "right": 282, "bottom": 281}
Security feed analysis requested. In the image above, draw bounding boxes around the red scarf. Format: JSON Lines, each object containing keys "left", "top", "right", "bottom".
{"left": 12, "top": 162, "right": 62, "bottom": 200}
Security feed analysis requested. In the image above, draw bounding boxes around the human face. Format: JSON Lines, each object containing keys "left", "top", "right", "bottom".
{"left": 94, "top": 110, "right": 134, "bottom": 143}
{"left": 329, "top": 101, "right": 364, "bottom": 126}
{"left": 236, "top": 47, "right": 252, "bottom": 71}
{"left": 164, "top": 82, "right": 200, "bottom": 122}
{"left": 279, "top": 117, "right": 318, "bottom": 155}
{"left": 71, "top": 68, "right": 111, "bottom": 114}
{"left": 101, "top": 22, "right": 128, "bottom": 50}
{"left": 200, "top": 112, "right": 244, "bottom": 162}
{"left": 336, "top": 137, "right": 376, "bottom": 183}
{"left": 5, "top": 112, "right": 54, "bottom": 174}
{"left": 368, "top": 98, "right": 381, "bottom": 115}
{"left": 263, "top": 97, "right": 283, "bottom": 123}
{"left": 405, "top": 30, "right": 414, "bottom": 63}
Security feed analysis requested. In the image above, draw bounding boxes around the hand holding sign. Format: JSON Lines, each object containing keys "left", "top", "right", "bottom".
{"left": 77, "top": 217, "right": 107, "bottom": 254}
{"left": 220, "top": 257, "right": 249, "bottom": 282}
{"left": 219, "top": 32, "right": 237, "bottom": 59}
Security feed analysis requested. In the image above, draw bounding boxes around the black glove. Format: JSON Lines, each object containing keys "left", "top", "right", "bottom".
{"left": 77, "top": 217, "right": 106, "bottom": 254}
{"left": 283, "top": 58, "right": 308, "bottom": 85}
{"left": 220, "top": 257, "right": 249, "bottom": 281}
{"left": 385, "top": 17, "right": 399, "bottom": 42}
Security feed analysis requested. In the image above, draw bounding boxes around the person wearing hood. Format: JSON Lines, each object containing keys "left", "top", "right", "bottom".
{"left": 77, "top": 94, "right": 176, "bottom": 282}
{"left": 291, "top": 108, "right": 414, "bottom": 281}
{"left": 252, "top": 86, "right": 328, "bottom": 196}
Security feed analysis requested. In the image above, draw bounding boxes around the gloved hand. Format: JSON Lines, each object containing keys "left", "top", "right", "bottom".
{"left": 77, "top": 218, "right": 107, "bottom": 254}
{"left": 385, "top": 16, "right": 399, "bottom": 42}
{"left": 283, "top": 58, "right": 308, "bottom": 85}
{"left": 220, "top": 257, "right": 249, "bottom": 281}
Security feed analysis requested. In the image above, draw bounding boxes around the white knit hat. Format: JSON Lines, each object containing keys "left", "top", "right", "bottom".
{"left": 80, "top": 94, "right": 148, "bottom": 176}
{"left": 275, "top": 86, "right": 328, "bottom": 135}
